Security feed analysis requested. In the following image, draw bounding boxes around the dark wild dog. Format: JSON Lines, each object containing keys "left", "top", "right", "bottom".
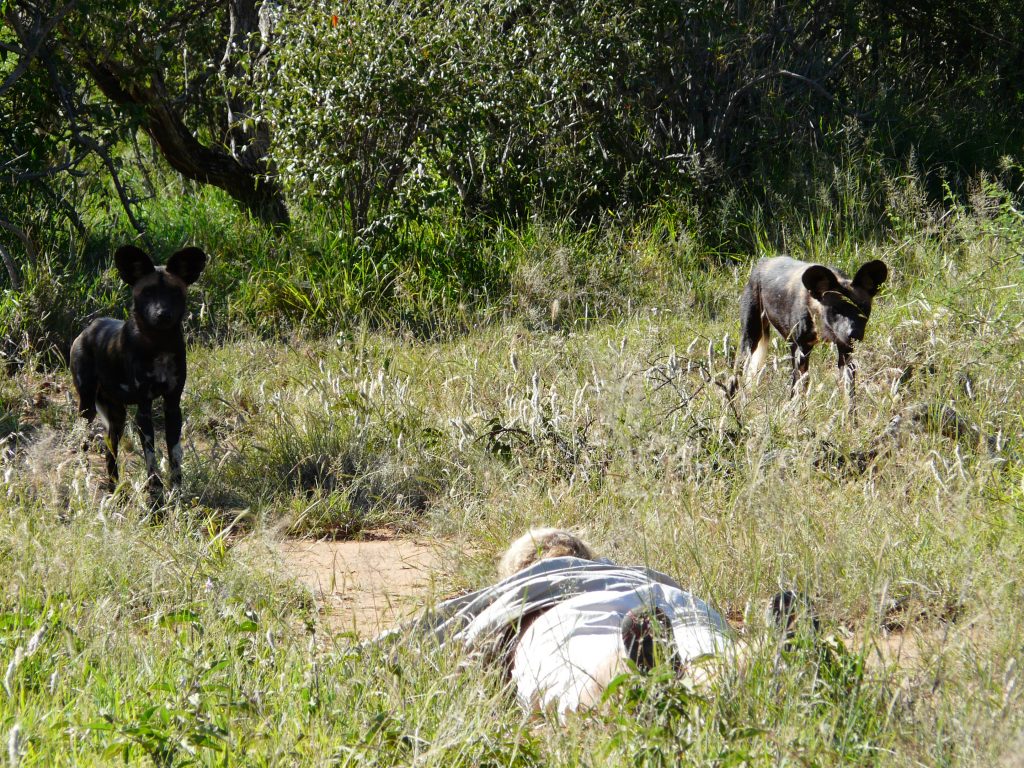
{"left": 71, "top": 245, "right": 207, "bottom": 498}
{"left": 737, "top": 256, "right": 887, "bottom": 400}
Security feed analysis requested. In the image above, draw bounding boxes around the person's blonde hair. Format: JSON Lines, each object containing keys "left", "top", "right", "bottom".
{"left": 498, "top": 527, "right": 594, "bottom": 580}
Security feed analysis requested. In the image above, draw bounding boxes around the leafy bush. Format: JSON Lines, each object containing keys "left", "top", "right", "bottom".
{"left": 258, "top": 0, "right": 1024, "bottom": 237}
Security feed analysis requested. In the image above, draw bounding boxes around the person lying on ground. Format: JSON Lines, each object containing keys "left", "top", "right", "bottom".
{"left": 377, "top": 527, "right": 813, "bottom": 718}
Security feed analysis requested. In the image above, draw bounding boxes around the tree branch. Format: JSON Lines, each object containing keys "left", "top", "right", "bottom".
{"left": 0, "top": 240, "right": 20, "bottom": 290}
{"left": 36, "top": 43, "right": 150, "bottom": 241}
{"left": 1, "top": 1, "right": 78, "bottom": 96}
{"left": 0, "top": 216, "right": 37, "bottom": 265}
{"left": 85, "top": 59, "right": 289, "bottom": 226}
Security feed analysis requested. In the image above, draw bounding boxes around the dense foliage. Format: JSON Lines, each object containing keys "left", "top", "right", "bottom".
{"left": 1, "top": 0, "right": 1022, "bottom": 353}
{"left": 1, "top": 0, "right": 285, "bottom": 247}
{"left": 4, "top": 1, "right": 1023, "bottom": 238}
{"left": 261, "top": 0, "right": 1024, "bottom": 231}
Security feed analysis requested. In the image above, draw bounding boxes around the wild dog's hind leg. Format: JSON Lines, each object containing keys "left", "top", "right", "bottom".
{"left": 70, "top": 343, "right": 98, "bottom": 422}
{"left": 95, "top": 393, "right": 126, "bottom": 492}
{"left": 739, "top": 282, "right": 770, "bottom": 384}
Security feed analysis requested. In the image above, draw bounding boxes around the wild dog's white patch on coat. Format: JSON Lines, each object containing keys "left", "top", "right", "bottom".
{"left": 96, "top": 402, "right": 111, "bottom": 431}
{"left": 169, "top": 443, "right": 183, "bottom": 485}
{"left": 807, "top": 298, "right": 827, "bottom": 343}
{"left": 143, "top": 444, "right": 159, "bottom": 476}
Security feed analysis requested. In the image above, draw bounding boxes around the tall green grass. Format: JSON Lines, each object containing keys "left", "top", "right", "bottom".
{"left": 1, "top": 164, "right": 1023, "bottom": 764}
{"left": 8, "top": 147, "right": 1008, "bottom": 363}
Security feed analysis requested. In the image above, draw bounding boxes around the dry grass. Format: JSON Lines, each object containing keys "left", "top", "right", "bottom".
{"left": 0, "top": 202, "right": 1023, "bottom": 764}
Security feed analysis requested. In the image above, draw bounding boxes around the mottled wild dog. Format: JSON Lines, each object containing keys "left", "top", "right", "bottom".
{"left": 737, "top": 256, "right": 888, "bottom": 399}
{"left": 71, "top": 245, "right": 207, "bottom": 498}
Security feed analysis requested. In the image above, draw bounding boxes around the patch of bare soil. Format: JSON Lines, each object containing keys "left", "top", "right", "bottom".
{"left": 276, "top": 531, "right": 442, "bottom": 637}
{"left": 861, "top": 628, "right": 933, "bottom": 670}
{"left": 857, "top": 621, "right": 984, "bottom": 675}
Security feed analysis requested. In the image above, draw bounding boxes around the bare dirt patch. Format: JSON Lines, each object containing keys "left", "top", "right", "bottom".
{"left": 276, "top": 531, "right": 443, "bottom": 637}
{"left": 856, "top": 620, "right": 985, "bottom": 677}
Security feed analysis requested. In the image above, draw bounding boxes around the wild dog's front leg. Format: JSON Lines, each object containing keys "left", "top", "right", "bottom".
{"left": 789, "top": 343, "right": 812, "bottom": 397}
{"left": 838, "top": 349, "right": 856, "bottom": 411}
{"left": 165, "top": 393, "right": 184, "bottom": 490}
{"left": 134, "top": 399, "right": 163, "bottom": 497}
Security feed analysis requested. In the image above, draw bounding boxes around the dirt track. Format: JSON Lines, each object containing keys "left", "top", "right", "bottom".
{"left": 277, "top": 533, "right": 442, "bottom": 636}
{"left": 273, "top": 533, "right": 974, "bottom": 676}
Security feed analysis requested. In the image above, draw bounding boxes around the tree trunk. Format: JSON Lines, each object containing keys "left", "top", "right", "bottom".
{"left": 84, "top": 60, "right": 289, "bottom": 227}
{"left": 221, "top": 0, "right": 273, "bottom": 173}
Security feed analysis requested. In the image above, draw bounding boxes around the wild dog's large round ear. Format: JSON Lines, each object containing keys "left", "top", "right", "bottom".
{"left": 114, "top": 245, "right": 155, "bottom": 285}
{"left": 166, "top": 247, "right": 208, "bottom": 285}
{"left": 801, "top": 264, "right": 840, "bottom": 300}
{"left": 852, "top": 260, "right": 888, "bottom": 295}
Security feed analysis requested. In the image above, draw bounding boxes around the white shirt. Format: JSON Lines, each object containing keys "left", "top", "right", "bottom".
{"left": 511, "top": 580, "right": 732, "bottom": 714}
{"left": 384, "top": 556, "right": 734, "bottom": 715}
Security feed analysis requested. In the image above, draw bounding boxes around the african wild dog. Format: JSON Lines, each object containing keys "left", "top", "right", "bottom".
{"left": 71, "top": 245, "right": 207, "bottom": 498}
{"left": 737, "top": 256, "right": 888, "bottom": 399}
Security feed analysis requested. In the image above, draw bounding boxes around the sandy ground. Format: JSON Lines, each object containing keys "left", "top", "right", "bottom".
{"left": 861, "top": 620, "right": 982, "bottom": 673}
{"left": 277, "top": 533, "right": 443, "bottom": 637}
{"left": 273, "top": 532, "right": 975, "bottom": 675}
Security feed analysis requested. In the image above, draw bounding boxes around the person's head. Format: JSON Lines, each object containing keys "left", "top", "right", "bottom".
{"left": 498, "top": 527, "right": 594, "bottom": 580}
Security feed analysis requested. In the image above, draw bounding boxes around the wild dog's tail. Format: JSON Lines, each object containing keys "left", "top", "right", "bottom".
{"left": 738, "top": 279, "right": 769, "bottom": 384}
{"left": 69, "top": 336, "right": 97, "bottom": 422}
{"left": 745, "top": 333, "right": 769, "bottom": 384}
